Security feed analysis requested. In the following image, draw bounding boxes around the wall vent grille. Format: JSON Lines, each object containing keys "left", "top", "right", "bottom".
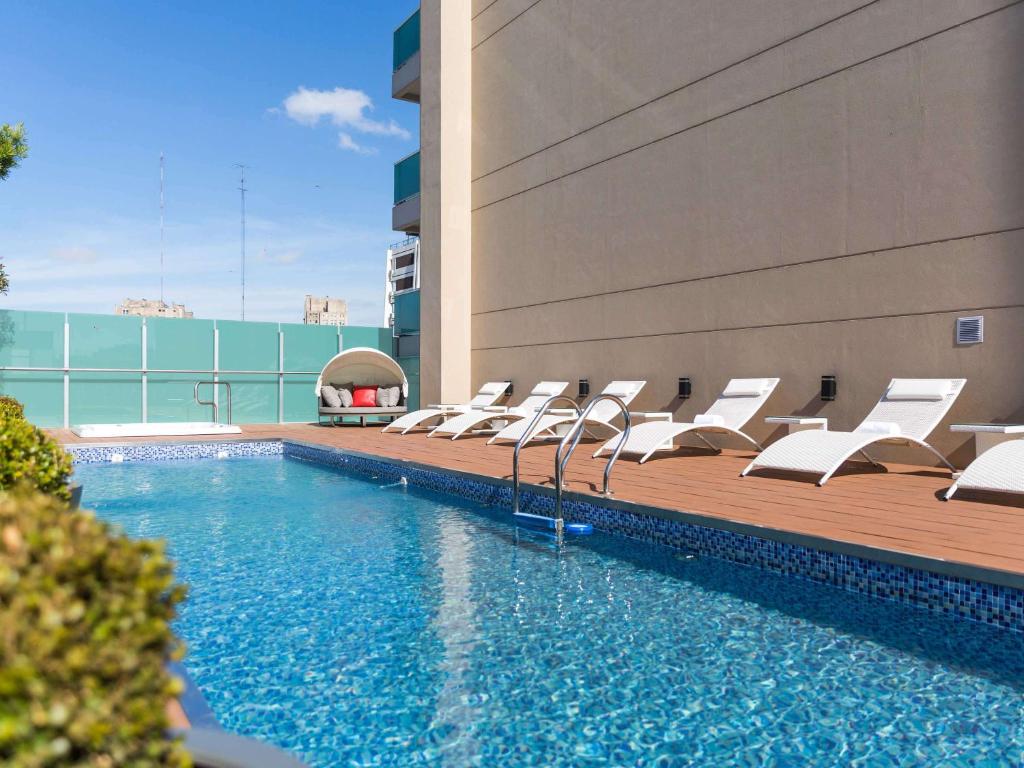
{"left": 956, "top": 315, "right": 984, "bottom": 345}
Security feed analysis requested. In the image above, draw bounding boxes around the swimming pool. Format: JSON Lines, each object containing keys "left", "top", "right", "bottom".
{"left": 77, "top": 454, "right": 1024, "bottom": 766}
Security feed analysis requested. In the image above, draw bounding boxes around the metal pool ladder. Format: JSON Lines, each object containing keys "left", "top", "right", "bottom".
{"left": 553, "top": 395, "right": 632, "bottom": 528}
{"left": 511, "top": 395, "right": 581, "bottom": 516}
{"left": 510, "top": 394, "right": 631, "bottom": 536}
{"left": 194, "top": 380, "right": 233, "bottom": 424}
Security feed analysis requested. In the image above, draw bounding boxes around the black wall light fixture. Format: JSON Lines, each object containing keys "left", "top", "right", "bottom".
{"left": 505, "top": 381, "right": 514, "bottom": 396}
{"left": 578, "top": 378, "right": 590, "bottom": 398}
{"left": 821, "top": 375, "right": 837, "bottom": 401}
{"left": 678, "top": 377, "right": 691, "bottom": 399}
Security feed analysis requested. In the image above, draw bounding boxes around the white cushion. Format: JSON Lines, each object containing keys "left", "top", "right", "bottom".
{"left": 604, "top": 381, "right": 645, "bottom": 398}
{"left": 339, "top": 387, "right": 353, "bottom": 408}
{"left": 855, "top": 421, "right": 902, "bottom": 437}
{"left": 722, "top": 379, "right": 767, "bottom": 398}
{"left": 321, "top": 385, "right": 342, "bottom": 408}
{"left": 885, "top": 379, "right": 951, "bottom": 401}
{"left": 479, "top": 381, "right": 510, "bottom": 396}
{"left": 532, "top": 381, "right": 568, "bottom": 396}
{"left": 694, "top": 413, "right": 726, "bottom": 427}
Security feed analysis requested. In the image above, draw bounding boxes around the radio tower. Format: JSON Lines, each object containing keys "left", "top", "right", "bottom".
{"left": 235, "top": 164, "right": 247, "bottom": 320}
{"left": 159, "top": 152, "right": 165, "bottom": 303}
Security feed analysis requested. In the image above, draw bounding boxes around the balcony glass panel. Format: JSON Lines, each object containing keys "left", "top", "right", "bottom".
{"left": 394, "top": 151, "right": 420, "bottom": 204}
{"left": 393, "top": 9, "right": 420, "bottom": 72}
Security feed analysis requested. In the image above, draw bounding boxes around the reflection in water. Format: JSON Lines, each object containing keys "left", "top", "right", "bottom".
{"left": 430, "top": 517, "right": 479, "bottom": 765}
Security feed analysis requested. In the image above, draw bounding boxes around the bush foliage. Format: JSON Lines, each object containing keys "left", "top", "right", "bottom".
{"left": 0, "top": 488, "right": 190, "bottom": 767}
{"left": 0, "top": 411, "right": 72, "bottom": 501}
{"left": 0, "top": 395, "right": 25, "bottom": 420}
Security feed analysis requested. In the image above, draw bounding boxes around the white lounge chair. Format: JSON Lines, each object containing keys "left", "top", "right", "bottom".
{"left": 487, "top": 380, "right": 646, "bottom": 446}
{"left": 945, "top": 439, "right": 1024, "bottom": 500}
{"left": 593, "top": 378, "right": 780, "bottom": 463}
{"left": 741, "top": 378, "right": 966, "bottom": 486}
{"left": 381, "top": 381, "right": 511, "bottom": 434}
{"left": 426, "top": 381, "right": 570, "bottom": 440}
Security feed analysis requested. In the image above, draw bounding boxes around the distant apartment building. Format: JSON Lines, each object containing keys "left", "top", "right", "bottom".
{"left": 115, "top": 298, "right": 193, "bottom": 319}
{"left": 304, "top": 295, "right": 348, "bottom": 327}
{"left": 393, "top": 1, "right": 1024, "bottom": 460}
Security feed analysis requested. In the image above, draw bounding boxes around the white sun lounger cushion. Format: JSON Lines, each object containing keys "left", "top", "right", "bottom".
{"left": 854, "top": 421, "right": 902, "bottom": 437}
{"left": 884, "top": 379, "right": 951, "bottom": 401}
{"left": 604, "top": 381, "right": 645, "bottom": 399}
{"left": 693, "top": 413, "right": 726, "bottom": 427}
{"left": 721, "top": 379, "right": 769, "bottom": 397}
{"left": 479, "top": 381, "right": 511, "bottom": 396}
{"left": 533, "top": 381, "right": 569, "bottom": 396}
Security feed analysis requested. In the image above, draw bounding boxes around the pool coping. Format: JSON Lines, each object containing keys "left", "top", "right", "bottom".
{"left": 68, "top": 437, "right": 1024, "bottom": 633}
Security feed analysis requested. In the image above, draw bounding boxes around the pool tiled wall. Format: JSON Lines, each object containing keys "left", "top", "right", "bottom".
{"left": 65, "top": 439, "right": 1024, "bottom": 633}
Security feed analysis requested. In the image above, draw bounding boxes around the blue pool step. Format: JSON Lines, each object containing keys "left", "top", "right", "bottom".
{"left": 512, "top": 512, "right": 593, "bottom": 536}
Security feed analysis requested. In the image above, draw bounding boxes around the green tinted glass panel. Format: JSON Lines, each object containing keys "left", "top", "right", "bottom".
{"left": 283, "top": 375, "right": 320, "bottom": 423}
{"left": 0, "top": 310, "right": 65, "bottom": 426}
{"left": 0, "top": 309, "right": 64, "bottom": 367}
{"left": 393, "top": 9, "right": 420, "bottom": 71}
{"left": 68, "top": 314, "right": 142, "bottom": 425}
{"left": 281, "top": 323, "right": 337, "bottom": 372}
{"left": 281, "top": 324, "right": 337, "bottom": 423}
{"left": 398, "top": 356, "right": 420, "bottom": 411}
{"left": 69, "top": 372, "right": 141, "bottom": 424}
{"left": 69, "top": 313, "right": 141, "bottom": 369}
{"left": 393, "top": 290, "right": 420, "bottom": 333}
{"left": 147, "top": 318, "right": 217, "bottom": 422}
{"left": 1, "top": 371, "right": 63, "bottom": 427}
{"left": 394, "top": 151, "right": 420, "bottom": 204}
{"left": 217, "top": 320, "right": 279, "bottom": 372}
{"left": 340, "top": 326, "right": 393, "bottom": 353}
{"left": 222, "top": 373, "right": 278, "bottom": 424}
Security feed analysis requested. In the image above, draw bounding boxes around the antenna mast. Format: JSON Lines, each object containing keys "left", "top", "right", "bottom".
{"left": 236, "top": 164, "right": 247, "bottom": 320}
{"left": 159, "top": 152, "right": 165, "bottom": 303}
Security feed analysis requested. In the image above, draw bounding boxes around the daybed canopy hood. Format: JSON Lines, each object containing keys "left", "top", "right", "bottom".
{"left": 314, "top": 347, "right": 408, "bottom": 398}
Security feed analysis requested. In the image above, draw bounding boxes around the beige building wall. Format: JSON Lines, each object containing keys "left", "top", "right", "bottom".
{"left": 449, "top": 0, "right": 1024, "bottom": 464}
{"left": 419, "top": 0, "right": 474, "bottom": 406}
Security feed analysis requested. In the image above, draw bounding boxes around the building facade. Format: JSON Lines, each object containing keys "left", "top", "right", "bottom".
{"left": 303, "top": 295, "right": 348, "bottom": 327}
{"left": 115, "top": 298, "right": 193, "bottom": 319}
{"left": 396, "top": 0, "right": 1024, "bottom": 462}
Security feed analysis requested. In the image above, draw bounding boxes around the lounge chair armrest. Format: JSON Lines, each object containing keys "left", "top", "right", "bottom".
{"left": 482, "top": 406, "right": 509, "bottom": 413}
{"left": 548, "top": 408, "right": 578, "bottom": 415}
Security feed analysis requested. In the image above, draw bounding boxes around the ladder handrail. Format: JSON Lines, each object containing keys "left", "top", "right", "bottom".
{"left": 512, "top": 395, "right": 581, "bottom": 515}
{"left": 553, "top": 395, "right": 632, "bottom": 529}
{"left": 194, "top": 381, "right": 233, "bottom": 425}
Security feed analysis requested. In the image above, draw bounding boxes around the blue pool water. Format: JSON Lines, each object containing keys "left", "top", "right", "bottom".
{"left": 77, "top": 456, "right": 1024, "bottom": 766}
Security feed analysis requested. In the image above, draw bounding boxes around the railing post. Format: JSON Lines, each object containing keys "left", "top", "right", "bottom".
{"left": 62, "top": 315, "right": 70, "bottom": 429}
{"left": 511, "top": 395, "right": 581, "bottom": 516}
{"left": 141, "top": 319, "right": 148, "bottom": 423}
{"left": 278, "top": 328, "right": 284, "bottom": 424}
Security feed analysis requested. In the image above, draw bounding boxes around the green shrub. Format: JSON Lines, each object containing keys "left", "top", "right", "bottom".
{"left": 0, "top": 396, "right": 24, "bottom": 420}
{"left": 0, "top": 488, "right": 190, "bottom": 767}
{"left": 0, "top": 411, "right": 72, "bottom": 501}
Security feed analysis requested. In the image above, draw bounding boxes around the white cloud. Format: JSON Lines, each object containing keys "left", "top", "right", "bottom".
{"left": 51, "top": 246, "right": 98, "bottom": 263}
{"left": 337, "top": 132, "right": 377, "bottom": 155}
{"left": 281, "top": 86, "right": 410, "bottom": 140}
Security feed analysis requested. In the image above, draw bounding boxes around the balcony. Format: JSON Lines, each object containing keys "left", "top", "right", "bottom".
{"left": 392, "top": 9, "right": 420, "bottom": 103}
{"left": 393, "top": 150, "right": 420, "bottom": 233}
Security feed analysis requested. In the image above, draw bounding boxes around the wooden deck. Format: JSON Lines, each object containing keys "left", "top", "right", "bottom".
{"left": 54, "top": 423, "right": 1024, "bottom": 585}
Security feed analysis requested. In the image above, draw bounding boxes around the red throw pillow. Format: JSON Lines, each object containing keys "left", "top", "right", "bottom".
{"left": 352, "top": 386, "right": 377, "bottom": 408}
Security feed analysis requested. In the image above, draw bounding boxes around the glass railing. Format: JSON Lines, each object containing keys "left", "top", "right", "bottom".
{"left": 394, "top": 151, "right": 420, "bottom": 205}
{"left": 393, "top": 9, "right": 420, "bottom": 72}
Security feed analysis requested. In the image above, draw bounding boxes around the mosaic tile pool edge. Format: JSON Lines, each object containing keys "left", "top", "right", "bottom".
{"left": 284, "top": 441, "right": 1024, "bottom": 634}
{"left": 67, "top": 440, "right": 284, "bottom": 464}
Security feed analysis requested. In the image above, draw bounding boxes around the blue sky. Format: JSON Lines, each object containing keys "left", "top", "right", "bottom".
{"left": 0, "top": 1, "right": 420, "bottom": 325}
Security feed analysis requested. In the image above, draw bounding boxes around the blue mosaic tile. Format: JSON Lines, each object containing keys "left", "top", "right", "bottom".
{"left": 284, "top": 441, "right": 1024, "bottom": 634}
{"left": 67, "top": 440, "right": 283, "bottom": 464}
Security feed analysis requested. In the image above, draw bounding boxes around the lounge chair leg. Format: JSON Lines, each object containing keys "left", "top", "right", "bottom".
{"left": 695, "top": 433, "right": 721, "bottom": 453}
{"left": 858, "top": 449, "right": 883, "bottom": 468}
